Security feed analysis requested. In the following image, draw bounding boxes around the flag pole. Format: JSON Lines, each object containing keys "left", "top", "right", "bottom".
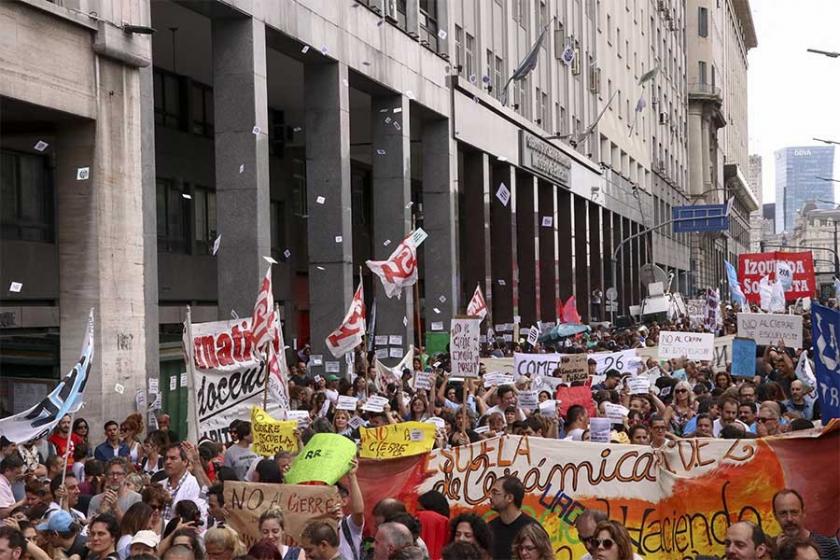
{"left": 184, "top": 306, "right": 201, "bottom": 442}
{"left": 411, "top": 216, "right": 424, "bottom": 359}
{"left": 359, "top": 266, "right": 368, "bottom": 363}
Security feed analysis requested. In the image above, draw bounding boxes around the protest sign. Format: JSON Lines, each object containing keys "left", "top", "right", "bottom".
{"left": 424, "top": 416, "right": 446, "bottom": 431}
{"left": 627, "top": 376, "right": 650, "bottom": 395}
{"left": 483, "top": 372, "right": 515, "bottom": 388}
{"left": 224, "top": 482, "right": 340, "bottom": 547}
{"left": 357, "top": 426, "right": 840, "bottom": 560}
{"left": 603, "top": 402, "right": 629, "bottom": 424}
{"left": 657, "top": 331, "right": 714, "bottom": 361}
{"left": 450, "top": 318, "right": 481, "bottom": 377}
{"left": 284, "top": 433, "right": 356, "bottom": 485}
{"left": 739, "top": 251, "right": 816, "bottom": 303}
{"left": 538, "top": 399, "right": 558, "bottom": 417}
{"left": 795, "top": 351, "right": 817, "bottom": 391}
{"left": 250, "top": 407, "right": 298, "bottom": 456}
{"left": 513, "top": 352, "right": 588, "bottom": 381}
{"left": 555, "top": 385, "right": 596, "bottom": 417}
{"left": 590, "top": 418, "right": 612, "bottom": 441}
{"left": 184, "top": 318, "right": 285, "bottom": 443}
{"left": 737, "top": 313, "right": 803, "bottom": 348}
{"left": 731, "top": 338, "right": 757, "bottom": 378}
{"left": 518, "top": 390, "right": 538, "bottom": 410}
{"left": 481, "top": 357, "right": 515, "bottom": 374}
{"left": 637, "top": 335, "right": 735, "bottom": 368}
{"left": 362, "top": 395, "right": 389, "bottom": 413}
{"left": 359, "top": 421, "right": 436, "bottom": 460}
{"left": 336, "top": 396, "right": 358, "bottom": 411}
{"left": 590, "top": 349, "right": 643, "bottom": 375}
{"left": 414, "top": 371, "right": 433, "bottom": 391}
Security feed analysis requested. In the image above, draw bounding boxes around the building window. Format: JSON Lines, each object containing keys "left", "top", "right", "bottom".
{"left": 698, "top": 61, "right": 707, "bottom": 84}
{"left": 493, "top": 55, "right": 504, "bottom": 98}
{"left": 465, "top": 33, "right": 475, "bottom": 80}
{"left": 711, "top": 65, "right": 716, "bottom": 89}
{"left": 153, "top": 67, "right": 185, "bottom": 130}
{"left": 419, "top": 0, "right": 439, "bottom": 51}
{"left": 156, "top": 178, "right": 190, "bottom": 254}
{"left": 514, "top": 0, "right": 529, "bottom": 29}
{"left": 540, "top": 91, "right": 548, "bottom": 126}
{"left": 539, "top": 0, "right": 548, "bottom": 32}
{"left": 0, "top": 150, "right": 54, "bottom": 242}
{"left": 698, "top": 7, "right": 708, "bottom": 37}
{"left": 190, "top": 81, "right": 214, "bottom": 137}
{"left": 193, "top": 186, "right": 217, "bottom": 255}
{"left": 455, "top": 25, "right": 464, "bottom": 72}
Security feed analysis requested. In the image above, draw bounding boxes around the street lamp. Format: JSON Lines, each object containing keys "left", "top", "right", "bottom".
{"left": 807, "top": 48, "right": 840, "bottom": 58}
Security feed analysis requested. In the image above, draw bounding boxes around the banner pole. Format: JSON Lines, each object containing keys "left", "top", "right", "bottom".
{"left": 184, "top": 306, "right": 201, "bottom": 443}
{"left": 411, "top": 219, "right": 424, "bottom": 357}
{"left": 359, "top": 266, "right": 368, "bottom": 363}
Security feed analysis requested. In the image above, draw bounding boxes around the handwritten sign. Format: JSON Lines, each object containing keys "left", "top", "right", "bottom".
{"left": 284, "top": 433, "right": 357, "bottom": 485}
{"left": 336, "top": 396, "right": 358, "bottom": 411}
{"left": 224, "top": 482, "right": 339, "bottom": 547}
{"left": 627, "top": 376, "right": 650, "bottom": 395}
{"left": 736, "top": 313, "right": 803, "bottom": 348}
{"left": 657, "top": 331, "right": 715, "bottom": 361}
{"left": 518, "top": 390, "right": 538, "bottom": 410}
{"left": 251, "top": 407, "right": 298, "bottom": 456}
{"left": 590, "top": 350, "right": 643, "bottom": 375}
{"left": 603, "top": 402, "right": 630, "bottom": 424}
{"left": 513, "top": 352, "right": 588, "bottom": 381}
{"left": 731, "top": 337, "right": 757, "bottom": 378}
{"left": 362, "top": 395, "right": 389, "bottom": 413}
{"left": 450, "top": 318, "right": 481, "bottom": 377}
{"left": 483, "top": 372, "right": 515, "bottom": 388}
{"left": 359, "top": 421, "right": 436, "bottom": 459}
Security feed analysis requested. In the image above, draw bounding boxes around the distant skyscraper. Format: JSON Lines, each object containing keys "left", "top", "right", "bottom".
{"left": 749, "top": 154, "right": 763, "bottom": 207}
{"left": 774, "top": 146, "right": 835, "bottom": 233}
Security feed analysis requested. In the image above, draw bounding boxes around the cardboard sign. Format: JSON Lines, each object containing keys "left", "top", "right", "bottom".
{"left": 284, "top": 433, "right": 357, "bottom": 485}
{"left": 731, "top": 337, "right": 757, "bottom": 378}
{"left": 224, "top": 482, "right": 339, "bottom": 547}
{"left": 736, "top": 313, "right": 803, "bottom": 348}
{"left": 556, "top": 385, "right": 596, "bottom": 417}
{"left": 591, "top": 350, "right": 643, "bottom": 375}
{"left": 359, "top": 421, "right": 436, "bottom": 459}
{"left": 450, "top": 318, "right": 481, "bottom": 377}
{"left": 739, "top": 251, "right": 816, "bottom": 303}
{"left": 513, "top": 352, "right": 588, "bottom": 381}
{"left": 250, "top": 407, "right": 298, "bottom": 456}
{"left": 657, "top": 331, "right": 715, "bottom": 361}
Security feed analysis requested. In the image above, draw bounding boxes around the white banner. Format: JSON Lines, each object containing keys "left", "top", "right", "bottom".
{"left": 590, "top": 349, "right": 643, "bottom": 375}
{"left": 657, "top": 331, "right": 715, "bottom": 361}
{"left": 186, "top": 318, "right": 284, "bottom": 443}
{"left": 736, "top": 312, "right": 803, "bottom": 348}
{"left": 451, "top": 317, "right": 481, "bottom": 377}
{"left": 513, "top": 352, "right": 588, "bottom": 381}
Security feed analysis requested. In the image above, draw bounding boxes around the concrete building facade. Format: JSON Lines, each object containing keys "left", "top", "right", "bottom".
{"left": 791, "top": 204, "right": 840, "bottom": 295}
{"left": 685, "top": 0, "right": 758, "bottom": 290}
{"left": 1, "top": 0, "right": 755, "bottom": 431}
{"left": 748, "top": 153, "right": 763, "bottom": 251}
{"left": 774, "top": 145, "right": 835, "bottom": 234}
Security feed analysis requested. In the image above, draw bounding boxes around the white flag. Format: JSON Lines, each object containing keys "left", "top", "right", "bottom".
{"left": 770, "top": 279, "right": 786, "bottom": 312}
{"left": 776, "top": 261, "right": 793, "bottom": 291}
{"left": 467, "top": 284, "right": 488, "bottom": 320}
{"left": 267, "top": 315, "right": 290, "bottom": 409}
{"left": 759, "top": 276, "right": 773, "bottom": 312}
{"left": 527, "top": 325, "right": 540, "bottom": 346}
{"left": 795, "top": 351, "right": 817, "bottom": 390}
{"left": 366, "top": 233, "right": 418, "bottom": 299}
{"left": 325, "top": 282, "right": 366, "bottom": 358}
{"left": 374, "top": 348, "right": 414, "bottom": 394}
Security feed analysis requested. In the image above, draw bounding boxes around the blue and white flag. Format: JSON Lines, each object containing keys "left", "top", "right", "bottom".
{"left": 724, "top": 260, "right": 747, "bottom": 306}
{"left": 0, "top": 309, "right": 94, "bottom": 443}
{"left": 810, "top": 304, "right": 840, "bottom": 422}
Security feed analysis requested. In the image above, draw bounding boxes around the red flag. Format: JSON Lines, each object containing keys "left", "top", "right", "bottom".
{"left": 366, "top": 234, "right": 417, "bottom": 299}
{"left": 466, "top": 284, "right": 487, "bottom": 320}
{"left": 325, "top": 281, "right": 366, "bottom": 358}
{"left": 251, "top": 266, "right": 276, "bottom": 351}
{"left": 561, "top": 296, "right": 582, "bottom": 324}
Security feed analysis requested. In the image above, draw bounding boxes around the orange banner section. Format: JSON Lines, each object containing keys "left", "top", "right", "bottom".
{"left": 357, "top": 423, "right": 840, "bottom": 559}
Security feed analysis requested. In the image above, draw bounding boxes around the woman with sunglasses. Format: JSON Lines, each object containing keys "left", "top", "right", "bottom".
{"left": 73, "top": 418, "right": 92, "bottom": 455}
{"left": 511, "top": 523, "right": 553, "bottom": 560}
{"left": 663, "top": 381, "right": 696, "bottom": 436}
{"left": 589, "top": 520, "right": 638, "bottom": 560}
{"left": 119, "top": 414, "right": 144, "bottom": 465}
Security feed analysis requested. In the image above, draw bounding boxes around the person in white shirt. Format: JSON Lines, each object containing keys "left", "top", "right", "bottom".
{"left": 713, "top": 397, "right": 749, "bottom": 437}
{"left": 161, "top": 444, "right": 205, "bottom": 524}
{"left": 336, "top": 460, "right": 364, "bottom": 560}
{"left": 0, "top": 454, "right": 25, "bottom": 517}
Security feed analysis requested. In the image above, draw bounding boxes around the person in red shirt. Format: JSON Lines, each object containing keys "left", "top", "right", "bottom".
{"left": 48, "top": 414, "right": 83, "bottom": 469}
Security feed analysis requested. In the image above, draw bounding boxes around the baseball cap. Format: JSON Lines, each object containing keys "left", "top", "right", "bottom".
{"left": 131, "top": 530, "right": 160, "bottom": 548}
{"left": 326, "top": 374, "right": 340, "bottom": 382}
{"left": 37, "top": 510, "right": 74, "bottom": 533}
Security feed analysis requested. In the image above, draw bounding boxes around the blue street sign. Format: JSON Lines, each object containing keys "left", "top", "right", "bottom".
{"left": 672, "top": 204, "right": 730, "bottom": 233}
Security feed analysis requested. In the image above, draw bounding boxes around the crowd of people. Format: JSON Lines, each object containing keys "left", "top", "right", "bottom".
{"left": 0, "top": 305, "right": 838, "bottom": 560}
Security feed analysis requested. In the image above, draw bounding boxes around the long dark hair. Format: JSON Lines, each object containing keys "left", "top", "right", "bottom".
{"left": 449, "top": 513, "right": 492, "bottom": 554}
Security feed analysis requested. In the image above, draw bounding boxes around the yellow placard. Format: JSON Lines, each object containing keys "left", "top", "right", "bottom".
{"left": 250, "top": 406, "right": 299, "bottom": 456}
{"left": 359, "top": 421, "right": 436, "bottom": 460}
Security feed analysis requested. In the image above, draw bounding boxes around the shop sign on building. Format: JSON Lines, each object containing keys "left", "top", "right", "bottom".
{"left": 519, "top": 130, "right": 571, "bottom": 186}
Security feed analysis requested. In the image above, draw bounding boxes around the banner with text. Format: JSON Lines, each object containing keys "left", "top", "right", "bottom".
{"left": 736, "top": 313, "right": 803, "bottom": 348}
{"left": 657, "top": 331, "right": 715, "bottom": 361}
{"left": 513, "top": 352, "right": 588, "bottom": 381}
{"left": 450, "top": 317, "right": 481, "bottom": 377}
{"left": 738, "top": 251, "right": 816, "bottom": 304}
{"left": 357, "top": 426, "right": 840, "bottom": 560}
{"left": 250, "top": 406, "right": 298, "bottom": 456}
{"left": 360, "top": 421, "right": 436, "bottom": 460}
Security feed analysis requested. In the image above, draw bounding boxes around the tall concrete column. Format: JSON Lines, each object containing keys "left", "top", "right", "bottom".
{"left": 630, "top": 222, "right": 640, "bottom": 304}
{"left": 622, "top": 217, "right": 633, "bottom": 312}
{"left": 602, "top": 210, "right": 614, "bottom": 317}
{"left": 371, "top": 94, "right": 413, "bottom": 361}
{"left": 460, "top": 151, "right": 489, "bottom": 322}
{"left": 57, "top": 58, "right": 147, "bottom": 429}
{"left": 490, "top": 163, "right": 515, "bottom": 331}
{"left": 304, "top": 62, "right": 353, "bottom": 375}
{"left": 515, "top": 173, "right": 537, "bottom": 327}
{"left": 212, "top": 17, "right": 271, "bottom": 318}
{"left": 422, "top": 118, "right": 458, "bottom": 321}
{"left": 573, "top": 195, "right": 590, "bottom": 322}
{"left": 538, "top": 181, "right": 557, "bottom": 321}
{"left": 557, "top": 190, "right": 573, "bottom": 306}
{"left": 589, "top": 203, "right": 602, "bottom": 321}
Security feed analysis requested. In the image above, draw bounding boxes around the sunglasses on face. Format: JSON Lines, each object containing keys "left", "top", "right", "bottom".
{"left": 757, "top": 417, "right": 775, "bottom": 423}
{"left": 592, "top": 538, "right": 615, "bottom": 550}
{"left": 675, "top": 388, "right": 688, "bottom": 393}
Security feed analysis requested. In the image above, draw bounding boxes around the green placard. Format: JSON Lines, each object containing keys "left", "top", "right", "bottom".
{"left": 425, "top": 332, "right": 450, "bottom": 359}
{"left": 283, "top": 433, "right": 357, "bottom": 485}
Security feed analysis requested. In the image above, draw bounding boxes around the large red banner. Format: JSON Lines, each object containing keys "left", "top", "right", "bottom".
{"left": 738, "top": 251, "right": 816, "bottom": 303}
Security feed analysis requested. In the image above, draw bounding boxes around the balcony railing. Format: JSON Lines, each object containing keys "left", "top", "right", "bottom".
{"left": 688, "top": 82, "right": 722, "bottom": 103}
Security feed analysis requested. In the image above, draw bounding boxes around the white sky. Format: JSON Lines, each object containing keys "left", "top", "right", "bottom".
{"left": 747, "top": 0, "right": 840, "bottom": 205}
